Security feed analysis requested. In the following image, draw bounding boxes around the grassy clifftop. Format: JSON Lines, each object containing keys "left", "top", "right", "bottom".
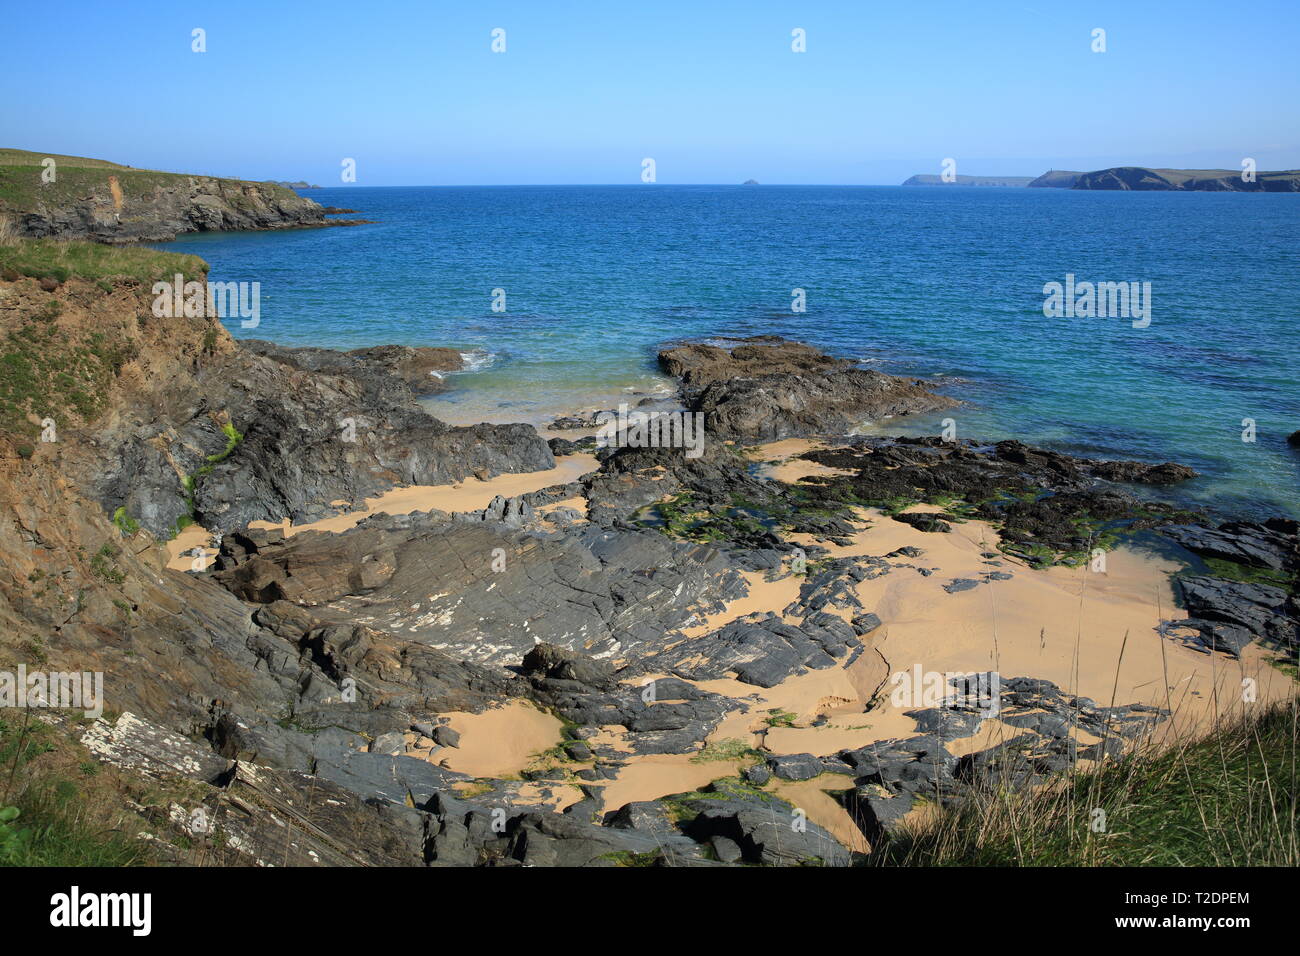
{"left": 0, "top": 147, "right": 331, "bottom": 243}
{"left": 0, "top": 236, "right": 205, "bottom": 284}
{"left": 0, "top": 147, "right": 303, "bottom": 213}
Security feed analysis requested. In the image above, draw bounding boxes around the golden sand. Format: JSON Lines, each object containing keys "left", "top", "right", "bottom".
{"left": 165, "top": 434, "right": 1294, "bottom": 845}
{"left": 165, "top": 454, "right": 599, "bottom": 567}
{"left": 474, "top": 502, "right": 1293, "bottom": 837}
{"left": 426, "top": 701, "right": 565, "bottom": 779}
{"left": 248, "top": 454, "right": 599, "bottom": 537}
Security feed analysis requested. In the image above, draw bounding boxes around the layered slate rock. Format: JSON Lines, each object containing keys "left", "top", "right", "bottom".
{"left": 792, "top": 437, "right": 1199, "bottom": 557}
{"left": 63, "top": 304, "right": 553, "bottom": 537}
{"left": 1163, "top": 519, "right": 1298, "bottom": 574}
{"left": 658, "top": 337, "right": 956, "bottom": 441}
{"left": 665, "top": 779, "right": 852, "bottom": 866}
{"left": 6, "top": 162, "right": 350, "bottom": 243}
{"left": 214, "top": 511, "right": 749, "bottom": 667}
{"left": 627, "top": 612, "right": 858, "bottom": 688}
{"left": 1175, "top": 576, "right": 1297, "bottom": 657}
{"left": 521, "top": 644, "right": 742, "bottom": 755}
{"left": 242, "top": 340, "right": 466, "bottom": 401}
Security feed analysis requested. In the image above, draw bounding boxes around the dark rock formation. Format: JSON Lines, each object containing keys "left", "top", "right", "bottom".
{"left": 26, "top": 282, "right": 555, "bottom": 537}
{"left": 658, "top": 337, "right": 956, "bottom": 441}
{"left": 242, "top": 340, "right": 465, "bottom": 400}
{"left": 213, "top": 511, "right": 749, "bottom": 667}
{"left": 1, "top": 149, "right": 366, "bottom": 242}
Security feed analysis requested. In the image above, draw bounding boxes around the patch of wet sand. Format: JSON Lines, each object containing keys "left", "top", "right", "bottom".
{"left": 597, "top": 754, "right": 748, "bottom": 812}
{"left": 751, "top": 438, "right": 856, "bottom": 483}
{"left": 427, "top": 701, "right": 565, "bottom": 779}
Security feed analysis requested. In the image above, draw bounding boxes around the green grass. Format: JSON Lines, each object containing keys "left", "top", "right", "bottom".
{"left": 0, "top": 147, "right": 300, "bottom": 219}
{"left": 764, "top": 708, "right": 798, "bottom": 728}
{"left": 690, "top": 738, "right": 763, "bottom": 763}
{"left": 89, "top": 543, "right": 125, "bottom": 585}
{"left": 111, "top": 506, "right": 140, "bottom": 537}
{"left": 0, "top": 236, "right": 205, "bottom": 284}
{"left": 0, "top": 310, "right": 140, "bottom": 438}
{"left": 0, "top": 714, "right": 153, "bottom": 867}
{"left": 869, "top": 699, "right": 1299, "bottom": 866}
{"left": 179, "top": 422, "right": 245, "bottom": 523}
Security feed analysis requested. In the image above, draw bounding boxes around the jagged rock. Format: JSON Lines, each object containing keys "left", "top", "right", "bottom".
{"left": 1088, "top": 460, "right": 1198, "bottom": 484}
{"left": 843, "top": 786, "right": 914, "bottom": 844}
{"left": 8, "top": 167, "right": 348, "bottom": 243}
{"left": 432, "top": 726, "right": 461, "bottom": 749}
{"left": 81, "top": 712, "right": 233, "bottom": 783}
{"left": 369, "top": 730, "right": 407, "bottom": 755}
{"left": 671, "top": 780, "right": 851, "bottom": 866}
{"left": 768, "top": 753, "right": 827, "bottom": 781}
{"left": 905, "top": 707, "right": 985, "bottom": 740}
{"left": 629, "top": 612, "right": 849, "bottom": 688}
{"left": 216, "top": 761, "right": 430, "bottom": 866}
{"left": 1177, "top": 576, "right": 1296, "bottom": 653}
{"left": 851, "top": 612, "right": 883, "bottom": 636}
{"left": 793, "top": 437, "right": 1197, "bottom": 558}
{"left": 242, "top": 340, "right": 464, "bottom": 401}
{"left": 893, "top": 512, "right": 952, "bottom": 533}
{"left": 1163, "top": 519, "right": 1298, "bottom": 572}
{"left": 659, "top": 337, "right": 956, "bottom": 441}
{"left": 214, "top": 516, "right": 747, "bottom": 666}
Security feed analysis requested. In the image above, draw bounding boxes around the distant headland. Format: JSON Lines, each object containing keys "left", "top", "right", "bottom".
{"left": 904, "top": 165, "right": 1300, "bottom": 192}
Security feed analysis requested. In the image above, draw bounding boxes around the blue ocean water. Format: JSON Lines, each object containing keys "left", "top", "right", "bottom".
{"left": 158, "top": 185, "right": 1300, "bottom": 517}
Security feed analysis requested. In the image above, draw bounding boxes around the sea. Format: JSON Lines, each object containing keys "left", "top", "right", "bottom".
{"left": 157, "top": 184, "right": 1300, "bottom": 518}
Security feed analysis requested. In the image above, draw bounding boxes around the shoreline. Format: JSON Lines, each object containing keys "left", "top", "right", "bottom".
{"left": 4, "top": 269, "right": 1295, "bottom": 866}
{"left": 165, "top": 426, "right": 1295, "bottom": 842}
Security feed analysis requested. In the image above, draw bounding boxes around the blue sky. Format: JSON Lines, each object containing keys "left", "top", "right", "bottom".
{"left": 3, "top": 0, "right": 1297, "bottom": 185}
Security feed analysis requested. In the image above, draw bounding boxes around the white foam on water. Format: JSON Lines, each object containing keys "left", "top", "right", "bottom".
{"left": 457, "top": 349, "right": 497, "bottom": 373}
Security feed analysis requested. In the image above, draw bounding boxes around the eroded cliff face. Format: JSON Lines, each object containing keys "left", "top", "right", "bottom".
{"left": 0, "top": 274, "right": 554, "bottom": 539}
{"left": 0, "top": 269, "right": 555, "bottom": 780}
{"left": 8, "top": 172, "right": 332, "bottom": 243}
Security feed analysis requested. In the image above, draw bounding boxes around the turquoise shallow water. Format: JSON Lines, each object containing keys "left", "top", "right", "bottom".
{"left": 159, "top": 185, "right": 1300, "bottom": 518}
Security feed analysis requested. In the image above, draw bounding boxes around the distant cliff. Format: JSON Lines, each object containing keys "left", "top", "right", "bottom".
{"left": 904, "top": 165, "right": 1300, "bottom": 192}
{"left": 902, "top": 174, "right": 1035, "bottom": 186}
{"left": 0, "top": 148, "right": 359, "bottom": 243}
{"left": 1071, "top": 166, "right": 1300, "bottom": 192}
{"left": 1027, "top": 170, "right": 1082, "bottom": 188}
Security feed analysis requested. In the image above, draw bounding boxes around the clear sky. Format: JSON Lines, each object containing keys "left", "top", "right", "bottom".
{"left": 3, "top": 0, "right": 1297, "bottom": 185}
